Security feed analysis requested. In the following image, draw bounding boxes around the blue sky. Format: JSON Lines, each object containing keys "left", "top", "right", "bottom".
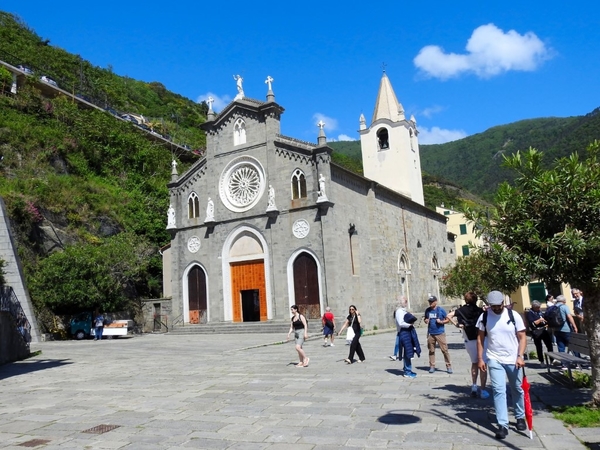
{"left": 6, "top": 1, "right": 600, "bottom": 144}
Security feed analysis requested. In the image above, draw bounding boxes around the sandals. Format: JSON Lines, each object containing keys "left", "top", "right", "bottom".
{"left": 296, "top": 362, "right": 304, "bottom": 367}
{"left": 303, "top": 357, "right": 310, "bottom": 367}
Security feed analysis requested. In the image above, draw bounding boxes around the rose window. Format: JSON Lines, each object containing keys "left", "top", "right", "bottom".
{"left": 228, "top": 165, "right": 261, "bottom": 206}
{"left": 219, "top": 156, "right": 266, "bottom": 213}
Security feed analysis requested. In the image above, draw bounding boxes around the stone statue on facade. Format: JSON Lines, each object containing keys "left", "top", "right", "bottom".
{"left": 317, "top": 173, "right": 328, "bottom": 202}
{"left": 267, "top": 184, "right": 278, "bottom": 212}
{"left": 233, "top": 74, "right": 244, "bottom": 100}
{"left": 167, "top": 204, "right": 176, "bottom": 229}
{"left": 205, "top": 197, "right": 215, "bottom": 222}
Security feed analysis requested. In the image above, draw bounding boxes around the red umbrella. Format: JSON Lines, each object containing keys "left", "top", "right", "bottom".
{"left": 522, "top": 367, "right": 534, "bottom": 439}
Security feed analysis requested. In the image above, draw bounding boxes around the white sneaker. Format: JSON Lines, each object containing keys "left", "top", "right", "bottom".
{"left": 389, "top": 355, "right": 398, "bottom": 361}
{"left": 329, "top": 343, "right": 334, "bottom": 346}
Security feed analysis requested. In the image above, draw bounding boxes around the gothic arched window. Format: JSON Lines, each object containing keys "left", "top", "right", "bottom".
{"left": 188, "top": 192, "right": 200, "bottom": 218}
{"left": 291, "top": 169, "right": 307, "bottom": 199}
{"left": 234, "top": 118, "right": 246, "bottom": 146}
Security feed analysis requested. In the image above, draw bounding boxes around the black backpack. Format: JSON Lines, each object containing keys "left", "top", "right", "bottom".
{"left": 481, "top": 308, "right": 517, "bottom": 336}
{"left": 544, "top": 305, "right": 565, "bottom": 330}
{"left": 454, "top": 307, "right": 481, "bottom": 341}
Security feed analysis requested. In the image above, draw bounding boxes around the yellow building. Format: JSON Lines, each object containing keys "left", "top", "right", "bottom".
{"left": 436, "top": 205, "right": 483, "bottom": 257}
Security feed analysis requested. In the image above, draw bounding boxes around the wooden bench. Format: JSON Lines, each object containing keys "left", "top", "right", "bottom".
{"left": 545, "top": 333, "right": 591, "bottom": 387}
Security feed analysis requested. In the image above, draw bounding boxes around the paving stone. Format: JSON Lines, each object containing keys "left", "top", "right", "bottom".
{"left": 0, "top": 330, "right": 595, "bottom": 450}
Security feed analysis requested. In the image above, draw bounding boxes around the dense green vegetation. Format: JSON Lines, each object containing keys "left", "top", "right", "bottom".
{"left": 0, "top": 12, "right": 207, "bottom": 148}
{"left": 0, "top": 11, "right": 209, "bottom": 333}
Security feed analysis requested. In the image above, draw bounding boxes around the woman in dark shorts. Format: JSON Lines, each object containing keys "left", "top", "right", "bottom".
{"left": 287, "top": 305, "right": 309, "bottom": 367}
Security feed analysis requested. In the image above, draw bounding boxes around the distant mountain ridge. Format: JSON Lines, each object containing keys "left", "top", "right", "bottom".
{"left": 330, "top": 107, "right": 600, "bottom": 202}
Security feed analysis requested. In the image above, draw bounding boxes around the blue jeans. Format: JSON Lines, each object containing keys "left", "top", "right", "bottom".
{"left": 403, "top": 355, "right": 413, "bottom": 374}
{"left": 554, "top": 331, "right": 570, "bottom": 353}
{"left": 487, "top": 358, "right": 524, "bottom": 428}
{"left": 95, "top": 326, "right": 104, "bottom": 340}
{"left": 393, "top": 333, "right": 400, "bottom": 356}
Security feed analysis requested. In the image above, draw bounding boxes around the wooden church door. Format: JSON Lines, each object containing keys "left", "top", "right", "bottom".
{"left": 293, "top": 252, "right": 320, "bottom": 319}
{"left": 188, "top": 266, "right": 207, "bottom": 324}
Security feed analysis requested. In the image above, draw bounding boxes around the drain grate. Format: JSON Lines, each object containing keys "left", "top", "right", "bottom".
{"left": 82, "top": 424, "right": 121, "bottom": 434}
{"left": 19, "top": 439, "right": 51, "bottom": 447}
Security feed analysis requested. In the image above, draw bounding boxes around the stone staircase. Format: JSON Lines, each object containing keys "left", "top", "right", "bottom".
{"left": 167, "top": 320, "right": 291, "bottom": 335}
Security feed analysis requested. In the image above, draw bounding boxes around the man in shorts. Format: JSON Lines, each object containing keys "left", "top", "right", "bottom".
{"left": 322, "top": 306, "right": 335, "bottom": 347}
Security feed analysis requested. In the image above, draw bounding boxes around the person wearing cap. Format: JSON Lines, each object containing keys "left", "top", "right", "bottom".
{"left": 476, "top": 290, "right": 527, "bottom": 440}
{"left": 424, "top": 295, "right": 453, "bottom": 374}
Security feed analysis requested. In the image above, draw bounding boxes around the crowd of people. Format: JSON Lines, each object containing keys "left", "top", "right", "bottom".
{"left": 287, "top": 287, "right": 585, "bottom": 440}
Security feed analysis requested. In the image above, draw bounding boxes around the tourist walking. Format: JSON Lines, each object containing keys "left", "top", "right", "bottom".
{"left": 286, "top": 305, "right": 309, "bottom": 367}
{"left": 389, "top": 297, "right": 403, "bottom": 360}
{"left": 547, "top": 295, "right": 578, "bottom": 364}
{"left": 322, "top": 306, "right": 335, "bottom": 347}
{"left": 338, "top": 305, "right": 365, "bottom": 364}
{"left": 526, "top": 300, "right": 553, "bottom": 367}
{"left": 453, "top": 291, "right": 488, "bottom": 398}
{"left": 395, "top": 296, "right": 421, "bottom": 378}
{"left": 424, "top": 296, "right": 452, "bottom": 373}
{"left": 477, "top": 290, "right": 527, "bottom": 440}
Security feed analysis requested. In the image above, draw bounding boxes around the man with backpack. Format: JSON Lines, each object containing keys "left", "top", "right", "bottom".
{"left": 476, "top": 290, "right": 527, "bottom": 440}
{"left": 546, "top": 295, "right": 578, "bottom": 358}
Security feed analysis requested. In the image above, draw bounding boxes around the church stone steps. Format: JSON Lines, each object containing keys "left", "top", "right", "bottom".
{"left": 167, "top": 321, "right": 293, "bottom": 335}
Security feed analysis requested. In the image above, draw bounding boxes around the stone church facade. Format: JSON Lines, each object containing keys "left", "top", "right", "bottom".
{"left": 162, "top": 73, "right": 455, "bottom": 329}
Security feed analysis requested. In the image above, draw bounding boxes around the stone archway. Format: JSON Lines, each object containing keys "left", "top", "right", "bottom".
{"left": 221, "top": 226, "right": 273, "bottom": 322}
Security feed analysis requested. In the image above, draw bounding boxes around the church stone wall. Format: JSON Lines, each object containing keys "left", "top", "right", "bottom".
{"left": 324, "top": 165, "right": 453, "bottom": 329}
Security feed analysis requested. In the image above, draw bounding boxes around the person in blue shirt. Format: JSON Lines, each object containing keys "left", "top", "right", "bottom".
{"left": 424, "top": 296, "right": 453, "bottom": 374}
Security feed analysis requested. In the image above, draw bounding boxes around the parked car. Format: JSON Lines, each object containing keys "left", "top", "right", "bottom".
{"left": 70, "top": 312, "right": 133, "bottom": 340}
{"left": 17, "top": 65, "right": 33, "bottom": 74}
{"left": 40, "top": 75, "right": 58, "bottom": 87}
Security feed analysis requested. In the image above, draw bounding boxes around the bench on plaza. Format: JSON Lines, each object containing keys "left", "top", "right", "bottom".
{"left": 544, "top": 333, "right": 591, "bottom": 387}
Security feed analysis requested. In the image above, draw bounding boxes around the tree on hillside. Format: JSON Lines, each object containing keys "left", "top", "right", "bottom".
{"left": 465, "top": 142, "right": 600, "bottom": 407}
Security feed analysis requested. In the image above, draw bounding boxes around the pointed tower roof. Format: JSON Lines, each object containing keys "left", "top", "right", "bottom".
{"left": 371, "top": 72, "right": 405, "bottom": 124}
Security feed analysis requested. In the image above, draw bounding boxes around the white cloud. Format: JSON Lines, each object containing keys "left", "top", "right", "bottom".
{"left": 419, "top": 105, "right": 445, "bottom": 119}
{"left": 312, "top": 113, "right": 338, "bottom": 131}
{"left": 414, "top": 23, "right": 552, "bottom": 80}
{"left": 197, "top": 92, "right": 231, "bottom": 111}
{"left": 418, "top": 126, "right": 467, "bottom": 145}
{"left": 336, "top": 134, "right": 355, "bottom": 141}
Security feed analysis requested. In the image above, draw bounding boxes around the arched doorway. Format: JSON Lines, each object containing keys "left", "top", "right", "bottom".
{"left": 221, "top": 226, "right": 272, "bottom": 322}
{"left": 187, "top": 265, "right": 207, "bottom": 324}
{"left": 293, "top": 252, "right": 321, "bottom": 319}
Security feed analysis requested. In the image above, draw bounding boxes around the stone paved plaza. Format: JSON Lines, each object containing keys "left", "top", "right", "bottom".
{"left": 0, "top": 327, "right": 597, "bottom": 449}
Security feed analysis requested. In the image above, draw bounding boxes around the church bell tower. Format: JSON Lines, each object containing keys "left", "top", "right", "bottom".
{"left": 359, "top": 72, "right": 424, "bottom": 205}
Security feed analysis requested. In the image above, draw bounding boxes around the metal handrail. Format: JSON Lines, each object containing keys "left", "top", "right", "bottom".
{"left": 0, "top": 285, "right": 32, "bottom": 346}
{"left": 171, "top": 313, "right": 184, "bottom": 328}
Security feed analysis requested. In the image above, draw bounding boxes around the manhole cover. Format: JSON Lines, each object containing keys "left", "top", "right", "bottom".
{"left": 19, "top": 439, "right": 51, "bottom": 447}
{"left": 82, "top": 424, "right": 121, "bottom": 434}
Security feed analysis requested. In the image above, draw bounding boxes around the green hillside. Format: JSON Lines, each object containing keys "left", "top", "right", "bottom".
{"left": 0, "top": 12, "right": 207, "bottom": 331}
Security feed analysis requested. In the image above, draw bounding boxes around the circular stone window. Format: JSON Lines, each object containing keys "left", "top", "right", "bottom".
{"left": 219, "top": 156, "right": 266, "bottom": 212}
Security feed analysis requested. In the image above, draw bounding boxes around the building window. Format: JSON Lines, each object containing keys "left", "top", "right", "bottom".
{"left": 188, "top": 192, "right": 200, "bottom": 218}
{"left": 377, "top": 128, "right": 389, "bottom": 150}
{"left": 233, "top": 118, "right": 246, "bottom": 146}
{"left": 460, "top": 224, "right": 467, "bottom": 235}
{"left": 444, "top": 211, "right": 450, "bottom": 215}
{"left": 462, "top": 245, "right": 470, "bottom": 256}
{"left": 291, "top": 169, "right": 307, "bottom": 199}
